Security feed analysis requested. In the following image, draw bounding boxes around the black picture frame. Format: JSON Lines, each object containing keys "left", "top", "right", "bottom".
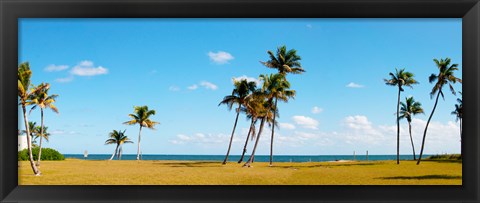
{"left": 1, "top": 0, "right": 479, "bottom": 202}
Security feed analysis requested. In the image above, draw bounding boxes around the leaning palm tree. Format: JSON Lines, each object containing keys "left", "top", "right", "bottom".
{"left": 123, "top": 106, "right": 159, "bottom": 160}
{"left": 18, "top": 62, "right": 46, "bottom": 175}
{"left": 28, "top": 83, "right": 59, "bottom": 166}
{"left": 105, "top": 129, "right": 133, "bottom": 160}
{"left": 417, "top": 58, "right": 461, "bottom": 165}
{"left": 243, "top": 93, "right": 277, "bottom": 167}
{"left": 260, "top": 45, "right": 305, "bottom": 76}
{"left": 399, "top": 96, "right": 424, "bottom": 160}
{"left": 260, "top": 73, "right": 295, "bottom": 166}
{"left": 238, "top": 92, "right": 263, "bottom": 163}
{"left": 218, "top": 79, "right": 256, "bottom": 165}
{"left": 451, "top": 92, "right": 463, "bottom": 143}
{"left": 384, "top": 68, "right": 418, "bottom": 164}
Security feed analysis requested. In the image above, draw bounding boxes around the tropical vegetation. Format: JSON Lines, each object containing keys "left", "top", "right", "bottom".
{"left": 384, "top": 68, "right": 418, "bottom": 164}
{"left": 399, "top": 96, "right": 424, "bottom": 160}
{"left": 27, "top": 82, "right": 59, "bottom": 166}
{"left": 124, "top": 105, "right": 159, "bottom": 160}
{"left": 18, "top": 147, "right": 65, "bottom": 161}
{"left": 105, "top": 129, "right": 133, "bottom": 160}
{"left": 218, "top": 79, "right": 257, "bottom": 164}
{"left": 417, "top": 58, "right": 461, "bottom": 165}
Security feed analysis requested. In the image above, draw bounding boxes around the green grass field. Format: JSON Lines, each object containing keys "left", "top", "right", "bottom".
{"left": 19, "top": 159, "right": 462, "bottom": 185}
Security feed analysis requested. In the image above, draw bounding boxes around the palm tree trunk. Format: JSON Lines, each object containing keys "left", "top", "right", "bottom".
{"left": 22, "top": 105, "right": 41, "bottom": 175}
{"left": 238, "top": 118, "right": 255, "bottom": 163}
{"left": 137, "top": 126, "right": 143, "bottom": 160}
{"left": 222, "top": 104, "right": 241, "bottom": 165}
{"left": 117, "top": 145, "right": 122, "bottom": 160}
{"left": 417, "top": 90, "right": 442, "bottom": 165}
{"left": 269, "top": 97, "right": 278, "bottom": 166}
{"left": 408, "top": 121, "right": 416, "bottom": 160}
{"left": 243, "top": 118, "right": 265, "bottom": 167}
{"left": 110, "top": 145, "right": 119, "bottom": 160}
{"left": 36, "top": 109, "right": 44, "bottom": 166}
{"left": 396, "top": 87, "right": 401, "bottom": 164}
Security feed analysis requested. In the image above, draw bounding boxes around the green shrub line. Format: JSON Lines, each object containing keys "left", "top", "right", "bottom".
{"left": 18, "top": 147, "right": 65, "bottom": 161}
{"left": 426, "top": 154, "right": 462, "bottom": 160}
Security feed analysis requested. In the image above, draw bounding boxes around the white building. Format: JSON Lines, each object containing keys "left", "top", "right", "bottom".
{"left": 18, "top": 135, "right": 28, "bottom": 151}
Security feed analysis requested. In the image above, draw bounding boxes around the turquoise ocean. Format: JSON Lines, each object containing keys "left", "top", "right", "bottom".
{"left": 64, "top": 154, "right": 424, "bottom": 162}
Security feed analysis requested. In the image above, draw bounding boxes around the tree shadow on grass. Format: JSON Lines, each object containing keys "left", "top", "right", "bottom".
{"left": 379, "top": 175, "right": 462, "bottom": 180}
{"left": 424, "top": 160, "right": 463, "bottom": 164}
{"left": 153, "top": 161, "right": 221, "bottom": 168}
{"left": 271, "top": 162, "right": 381, "bottom": 169}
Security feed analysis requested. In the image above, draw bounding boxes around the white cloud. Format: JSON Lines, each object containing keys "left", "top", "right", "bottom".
{"left": 200, "top": 81, "right": 218, "bottom": 90}
{"left": 306, "top": 24, "right": 313, "bottom": 29}
{"left": 208, "top": 51, "right": 234, "bottom": 64}
{"left": 44, "top": 64, "right": 69, "bottom": 72}
{"left": 187, "top": 84, "right": 198, "bottom": 90}
{"left": 346, "top": 82, "right": 364, "bottom": 88}
{"left": 169, "top": 133, "right": 238, "bottom": 145}
{"left": 232, "top": 75, "right": 261, "bottom": 85}
{"left": 55, "top": 76, "right": 74, "bottom": 83}
{"left": 292, "top": 116, "right": 319, "bottom": 130}
{"left": 169, "top": 86, "right": 180, "bottom": 91}
{"left": 279, "top": 122, "right": 296, "bottom": 130}
{"left": 311, "top": 106, "right": 323, "bottom": 114}
{"left": 70, "top": 60, "right": 108, "bottom": 76}
{"left": 343, "top": 115, "right": 374, "bottom": 131}
{"left": 50, "top": 129, "right": 76, "bottom": 135}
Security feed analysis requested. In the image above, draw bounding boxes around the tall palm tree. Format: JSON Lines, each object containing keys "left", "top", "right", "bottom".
{"left": 451, "top": 92, "right": 462, "bottom": 143}
{"left": 384, "top": 68, "right": 418, "bottom": 164}
{"left": 105, "top": 130, "right": 133, "bottom": 160}
{"left": 28, "top": 83, "right": 59, "bottom": 166}
{"left": 123, "top": 106, "right": 159, "bottom": 160}
{"left": 260, "top": 45, "right": 305, "bottom": 76}
{"left": 260, "top": 73, "right": 295, "bottom": 166}
{"left": 399, "top": 96, "right": 424, "bottom": 160}
{"left": 417, "top": 58, "right": 461, "bottom": 165}
{"left": 218, "top": 79, "right": 256, "bottom": 165}
{"left": 243, "top": 93, "right": 277, "bottom": 167}
{"left": 18, "top": 62, "right": 46, "bottom": 175}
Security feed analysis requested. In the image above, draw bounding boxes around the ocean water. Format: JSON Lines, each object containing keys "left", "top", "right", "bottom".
{"left": 64, "top": 154, "right": 424, "bottom": 162}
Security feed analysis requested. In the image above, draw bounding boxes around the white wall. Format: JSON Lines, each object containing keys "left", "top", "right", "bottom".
{"left": 18, "top": 135, "right": 28, "bottom": 151}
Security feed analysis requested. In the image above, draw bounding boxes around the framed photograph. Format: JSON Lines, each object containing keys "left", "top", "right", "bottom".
{"left": 1, "top": 0, "right": 479, "bottom": 202}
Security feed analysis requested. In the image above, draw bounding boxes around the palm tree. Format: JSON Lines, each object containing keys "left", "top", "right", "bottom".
{"left": 243, "top": 92, "right": 277, "bottom": 167}
{"left": 18, "top": 62, "right": 46, "bottom": 175}
{"left": 218, "top": 79, "right": 256, "bottom": 165}
{"left": 399, "top": 96, "right": 424, "bottom": 160}
{"left": 451, "top": 92, "right": 462, "bottom": 143}
{"left": 32, "top": 126, "right": 50, "bottom": 159}
{"left": 105, "top": 130, "right": 133, "bottom": 160}
{"left": 238, "top": 92, "right": 263, "bottom": 163}
{"left": 384, "top": 68, "right": 418, "bottom": 164}
{"left": 28, "top": 83, "right": 59, "bottom": 166}
{"left": 123, "top": 106, "right": 159, "bottom": 160}
{"left": 417, "top": 58, "right": 461, "bottom": 165}
{"left": 259, "top": 73, "right": 295, "bottom": 166}
{"left": 21, "top": 121, "right": 39, "bottom": 147}
{"left": 260, "top": 45, "right": 305, "bottom": 76}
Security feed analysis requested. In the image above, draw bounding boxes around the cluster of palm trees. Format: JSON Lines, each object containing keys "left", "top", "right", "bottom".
{"left": 18, "top": 62, "right": 59, "bottom": 176}
{"left": 105, "top": 105, "right": 159, "bottom": 161}
{"left": 219, "top": 45, "right": 305, "bottom": 167}
{"left": 385, "top": 58, "right": 462, "bottom": 165}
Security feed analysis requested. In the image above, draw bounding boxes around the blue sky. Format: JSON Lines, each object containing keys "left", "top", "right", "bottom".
{"left": 19, "top": 18, "right": 462, "bottom": 155}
